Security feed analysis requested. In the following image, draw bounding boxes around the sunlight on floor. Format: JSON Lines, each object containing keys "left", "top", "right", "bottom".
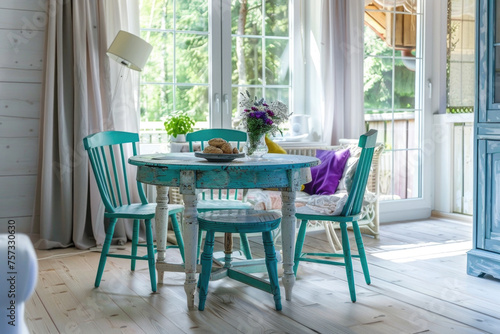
{"left": 371, "top": 241, "right": 471, "bottom": 263}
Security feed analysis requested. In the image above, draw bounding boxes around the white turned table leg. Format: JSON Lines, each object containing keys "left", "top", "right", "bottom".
{"left": 281, "top": 190, "right": 296, "bottom": 301}
{"left": 182, "top": 193, "right": 198, "bottom": 310}
{"left": 179, "top": 170, "right": 198, "bottom": 310}
{"left": 155, "top": 185, "right": 169, "bottom": 283}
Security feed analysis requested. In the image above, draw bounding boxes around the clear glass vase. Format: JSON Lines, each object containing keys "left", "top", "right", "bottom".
{"left": 245, "top": 133, "right": 268, "bottom": 159}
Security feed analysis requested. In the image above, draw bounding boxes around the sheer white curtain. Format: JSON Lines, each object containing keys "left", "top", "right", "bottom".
{"left": 320, "top": 0, "right": 365, "bottom": 145}
{"left": 32, "top": 0, "right": 141, "bottom": 249}
{"left": 92, "top": 0, "right": 145, "bottom": 246}
{"left": 104, "top": 0, "right": 142, "bottom": 133}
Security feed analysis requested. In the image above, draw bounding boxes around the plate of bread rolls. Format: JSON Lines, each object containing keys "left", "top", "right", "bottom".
{"left": 194, "top": 138, "right": 245, "bottom": 162}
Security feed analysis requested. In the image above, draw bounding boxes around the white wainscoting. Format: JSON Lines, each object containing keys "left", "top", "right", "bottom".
{"left": 433, "top": 113, "right": 474, "bottom": 215}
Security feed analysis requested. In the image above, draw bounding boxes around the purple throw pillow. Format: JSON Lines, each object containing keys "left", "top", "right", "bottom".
{"left": 303, "top": 149, "right": 351, "bottom": 195}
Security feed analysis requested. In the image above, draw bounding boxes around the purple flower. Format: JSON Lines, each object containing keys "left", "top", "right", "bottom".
{"left": 266, "top": 118, "right": 273, "bottom": 125}
{"left": 263, "top": 103, "right": 269, "bottom": 107}
{"left": 254, "top": 111, "right": 266, "bottom": 119}
{"left": 244, "top": 109, "right": 250, "bottom": 112}
{"left": 251, "top": 106, "right": 258, "bottom": 111}
{"left": 266, "top": 110, "right": 275, "bottom": 117}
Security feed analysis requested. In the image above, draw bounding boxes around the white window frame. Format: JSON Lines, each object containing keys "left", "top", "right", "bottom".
{"left": 140, "top": 0, "right": 297, "bottom": 131}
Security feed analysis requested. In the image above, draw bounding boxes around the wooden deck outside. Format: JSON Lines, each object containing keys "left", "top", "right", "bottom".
{"left": 27, "top": 217, "right": 500, "bottom": 334}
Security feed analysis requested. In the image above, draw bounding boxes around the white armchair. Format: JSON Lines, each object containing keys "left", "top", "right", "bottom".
{"left": 246, "top": 141, "right": 384, "bottom": 252}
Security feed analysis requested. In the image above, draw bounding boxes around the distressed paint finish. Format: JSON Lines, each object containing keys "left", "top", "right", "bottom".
{"left": 182, "top": 193, "right": 199, "bottom": 309}
{"left": 480, "top": 0, "right": 489, "bottom": 122}
{"left": 131, "top": 153, "right": 317, "bottom": 170}
{"left": 477, "top": 141, "right": 500, "bottom": 253}
{"left": 467, "top": 249, "right": 500, "bottom": 276}
{"left": 129, "top": 153, "right": 319, "bottom": 309}
{"left": 468, "top": 0, "right": 500, "bottom": 279}
{"left": 281, "top": 190, "right": 296, "bottom": 301}
{"left": 179, "top": 170, "right": 198, "bottom": 310}
{"left": 155, "top": 186, "right": 169, "bottom": 266}
{"left": 486, "top": 0, "right": 500, "bottom": 121}
{"left": 477, "top": 124, "right": 500, "bottom": 136}
{"left": 476, "top": 140, "right": 487, "bottom": 250}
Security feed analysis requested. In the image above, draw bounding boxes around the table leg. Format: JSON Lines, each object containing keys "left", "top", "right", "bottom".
{"left": 281, "top": 190, "right": 296, "bottom": 301}
{"left": 155, "top": 185, "right": 169, "bottom": 283}
{"left": 182, "top": 193, "right": 198, "bottom": 310}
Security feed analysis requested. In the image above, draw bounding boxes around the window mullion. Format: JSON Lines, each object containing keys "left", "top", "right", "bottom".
{"left": 173, "top": 0, "right": 177, "bottom": 112}
{"left": 221, "top": 0, "right": 232, "bottom": 129}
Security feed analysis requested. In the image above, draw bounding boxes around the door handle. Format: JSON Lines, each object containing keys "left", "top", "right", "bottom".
{"left": 222, "top": 94, "right": 230, "bottom": 116}
{"left": 215, "top": 93, "right": 221, "bottom": 115}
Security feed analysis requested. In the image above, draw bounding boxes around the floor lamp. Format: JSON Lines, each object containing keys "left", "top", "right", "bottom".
{"left": 106, "top": 30, "right": 152, "bottom": 129}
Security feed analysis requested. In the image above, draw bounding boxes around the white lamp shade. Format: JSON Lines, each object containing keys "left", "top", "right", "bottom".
{"left": 107, "top": 30, "right": 152, "bottom": 71}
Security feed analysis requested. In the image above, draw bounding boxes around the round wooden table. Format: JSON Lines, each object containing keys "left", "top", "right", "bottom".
{"left": 129, "top": 152, "right": 319, "bottom": 309}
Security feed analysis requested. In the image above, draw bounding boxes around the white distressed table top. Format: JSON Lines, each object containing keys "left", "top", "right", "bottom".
{"left": 129, "top": 152, "right": 319, "bottom": 171}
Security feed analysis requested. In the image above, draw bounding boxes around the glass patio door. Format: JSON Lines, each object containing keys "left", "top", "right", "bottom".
{"left": 139, "top": 0, "right": 291, "bottom": 131}
{"left": 364, "top": 0, "right": 424, "bottom": 202}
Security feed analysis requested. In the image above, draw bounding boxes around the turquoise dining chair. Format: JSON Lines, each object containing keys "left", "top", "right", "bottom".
{"left": 197, "top": 209, "right": 282, "bottom": 311}
{"left": 186, "top": 129, "right": 253, "bottom": 259}
{"left": 293, "top": 129, "right": 378, "bottom": 302}
{"left": 83, "top": 131, "right": 185, "bottom": 292}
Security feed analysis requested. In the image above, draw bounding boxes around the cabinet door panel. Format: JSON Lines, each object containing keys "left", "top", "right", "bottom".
{"left": 478, "top": 140, "right": 500, "bottom": 251}
{"left": 494, "top": 0, "right": 500, "bottom": 106}
{"left": 468, "top": 0, "right": 500, "bottom": 279}
{"left": 481, "top": 0, "right": 500, "bottom": 121}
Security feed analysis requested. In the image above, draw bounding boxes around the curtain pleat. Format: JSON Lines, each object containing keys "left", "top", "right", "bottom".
{"left": 32, "top": 0, "right": 77, "bottom": 249}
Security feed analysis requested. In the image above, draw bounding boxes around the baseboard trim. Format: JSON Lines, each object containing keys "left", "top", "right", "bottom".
{"left": 431, "top": 210, "right": 472, "bottom": 223}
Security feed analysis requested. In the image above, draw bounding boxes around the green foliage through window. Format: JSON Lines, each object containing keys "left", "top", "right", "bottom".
{"left": 140, "top": 0, "right": 290, "bottom": 125}
{"left": 363, "top": 28, "right": 416, "bottom": 111}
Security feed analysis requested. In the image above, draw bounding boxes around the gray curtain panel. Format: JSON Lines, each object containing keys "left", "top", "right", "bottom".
{"left": 32, "top": 0, "right": 141, "bottom": 249}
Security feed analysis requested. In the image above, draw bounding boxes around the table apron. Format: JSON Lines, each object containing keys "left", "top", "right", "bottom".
{"left": 136, "top": 166, "right": 311, "bottom": 191}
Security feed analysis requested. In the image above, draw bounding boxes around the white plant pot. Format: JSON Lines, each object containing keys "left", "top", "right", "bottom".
{"left": 171, "top": 134, "right": 186, "bottom": 143}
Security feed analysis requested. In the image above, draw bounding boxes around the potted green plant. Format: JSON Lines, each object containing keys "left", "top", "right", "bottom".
{"left": 164, "top": 112, "right": 195, "bottom": 142}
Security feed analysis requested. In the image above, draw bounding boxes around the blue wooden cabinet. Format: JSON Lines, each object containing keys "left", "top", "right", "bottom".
{"left": 467, "top": 0, "right": 500, "bottom": 277}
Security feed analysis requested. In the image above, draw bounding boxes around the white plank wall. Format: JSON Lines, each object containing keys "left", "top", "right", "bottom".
{"left": 0, "top": 1, "right": 47, "bottom": 233}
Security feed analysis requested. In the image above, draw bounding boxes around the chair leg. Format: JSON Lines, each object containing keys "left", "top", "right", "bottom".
{"left": 197, "top": 229, "right": 204, "bottom": 262}
{"left": 170, "top": 213, "right": 185, "bottom": 263}
{"left": 131, "top": 219, "right": 140, "bottom": 271}
{"left": 196, "top": 229, "right": 204, "bottom": 289}
{"left": 340, "top": 222, "right": 356, "bottom": 302}
{"left": 293, "top": 219, "right": 308, "bottom": 276}
{"left": 198, "top": 231, "right": 215, "bottom": 311}
{"left": 145, "top": 219, "right": 157, "bottom": 292}
{"left": 95, "top": 218, "right": 117, "bottom": 288}
{"left": 239, "top": 233, "right": 253, "bottom": 259}
{"left": 262, "top": 231, "right": 282, "bottom": 311}
{"left": 352, "top": 221, "right": 371, "bottom": 285}
{"left": 324, "top": 222, "right": 343, "bottom": 252}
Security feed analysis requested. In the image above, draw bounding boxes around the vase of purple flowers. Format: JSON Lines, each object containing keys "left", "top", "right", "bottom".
{"left": 246, "top": 132, "right": 268, "bottom": 158}
{"left": 239, "top": 91, "right": 291, "bottom": 159}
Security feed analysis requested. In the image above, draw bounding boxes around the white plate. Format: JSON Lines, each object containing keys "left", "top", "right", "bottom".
{"left": 194, "top": 152, "right": 245, "bottom": 162}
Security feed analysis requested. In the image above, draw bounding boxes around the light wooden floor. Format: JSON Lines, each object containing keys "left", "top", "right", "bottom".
{"left": 26, "top": 217, "right": 500, "bottom": 334}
